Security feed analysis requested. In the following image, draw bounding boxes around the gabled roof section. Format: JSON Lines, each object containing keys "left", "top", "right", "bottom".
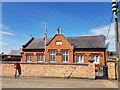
{"left": 9, "top": 48, "right": 22, "bottom": 55}
{"left": 23, "top": 35, "right": 106, "bottom": 49}
{"left": 46, "top": 34, "right": 72, "bottom": 46}
{"left": 22, "top": 37, "right": 34, "bottom": 48}
{"left": 46, "top": 34, "right": 57, "bottom": 46}
{"left": 67, "top": 35, "right": 106, "bottom": 48}
{"left": 24, "top": 38, "right": 52, "bottom": 49}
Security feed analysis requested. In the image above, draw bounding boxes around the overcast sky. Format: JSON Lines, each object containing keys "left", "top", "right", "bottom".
{"left": 1, "top": 2, "right": 118, "bottom": 53}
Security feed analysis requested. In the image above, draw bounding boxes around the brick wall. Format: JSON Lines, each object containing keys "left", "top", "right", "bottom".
{"left": 1, "top": 61, "right": 117, "bottom": 79}
{"left": 21, "top": 52, "right": 44, "bottom": 62}
{"left": 46, "top": 34, "right": 74, "bottom": 63}
{"left": 0, "top": 63, "right": 95, "bottom": 79}
{"left": 107, "top": 61, "right": 116, "bottom": 79}
{"left": 21, "top": 34, "right": 106, "bottom": 66}
{"left": 74, "top": 51, "right": 105, "bottom": 65}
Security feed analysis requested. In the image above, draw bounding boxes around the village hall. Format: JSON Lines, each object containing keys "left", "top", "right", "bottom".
{"left": 21, "top": 27, "right": 106, "bottom": 66}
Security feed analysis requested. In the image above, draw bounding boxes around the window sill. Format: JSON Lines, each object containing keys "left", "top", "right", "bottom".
{"left": 50, "top": 61, "right": 56, "bottom": 63}
{"left": 62, "top": 62, "right": 68, "bottom": 63}
{"left": 93, "top": 62, "right": 100, "bottom": 64}
{"left": 77, "top": 62, "right": 84, "bottom": 63}
{"left": 27, "top": 61, "right": 32, "bottom": 62}
{"left": 38, "top": 61, "right": 43, "bottom": 62}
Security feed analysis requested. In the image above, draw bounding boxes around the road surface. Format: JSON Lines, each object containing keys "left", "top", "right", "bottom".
{"left": 0, "top": 76, "right": 118, "bottom": 88}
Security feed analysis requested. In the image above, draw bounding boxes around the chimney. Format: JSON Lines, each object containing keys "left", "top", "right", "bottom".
{"left": 57, "top": 27, "right": 62, "bottom": 35}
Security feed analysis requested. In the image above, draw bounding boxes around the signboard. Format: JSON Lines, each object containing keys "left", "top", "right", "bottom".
{"left": 56, "top": 53, "right": 62, "bottom": 55}
{"left": 56, "top": 41, "right": 62, "bottom": 45}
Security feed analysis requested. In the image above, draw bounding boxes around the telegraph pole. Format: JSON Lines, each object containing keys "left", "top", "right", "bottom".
{"left": 112, "top": 0, "right": 119, "bottom": 59}
{"left": 114, "top": 12, "right": 119, "bottom": 59}
{"left": 112, "top": 0, "right": 119, "bottom": 80}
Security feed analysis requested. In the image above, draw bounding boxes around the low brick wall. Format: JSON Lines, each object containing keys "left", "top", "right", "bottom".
{"left": 0, "top": 62, "right": 95, "bottom": 79}
{"left": 107, "top": 61, "right": 117, "bottom": 80}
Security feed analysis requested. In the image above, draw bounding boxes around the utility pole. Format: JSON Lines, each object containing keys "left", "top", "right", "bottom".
{"left": 112, "top": 0, "right": 120, "bottom": 80}
{"left": 112, "top": 0, "right": 119, "bottom": 59}
{"left": 114, "top": 12, "right": 119, "bottom": 59}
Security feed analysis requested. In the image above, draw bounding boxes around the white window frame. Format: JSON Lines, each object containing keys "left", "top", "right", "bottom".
{"left": 26, "top": 55, "right": 32, "bottom": 62}
{"left": 76, "top": 55, "right": 84, "bottom": 63}
{"left": 50, "top": 51, "right": 56, "bottom": 62}
{"left": 92, "top": 55, "right": 100, "bottom": 64}
{"left": 62, "top": 51, "right": 69, "bottom": 63}
{"left": 37, "top": 55, "right": 43, "bottom": 62}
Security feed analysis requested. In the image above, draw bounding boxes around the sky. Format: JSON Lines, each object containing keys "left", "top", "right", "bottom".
{"left": 1, "top": 2, "right": 119, "bottom": 54}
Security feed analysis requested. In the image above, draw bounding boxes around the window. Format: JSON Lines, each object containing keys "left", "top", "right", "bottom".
{"left": 76, "top": 55, "right": 84, "bottom": 63}
{"left": 37, "top": 55, "right": 43, "bottom": 62}
{"left": 62, "top": 51, "right": 68, "bottom": 62}
{"left": 26, "top": 55, "right": 32, "bottom": 62}
{"left": 50, "top": 51, "right": 56, "bottom": 62}
{"left": 92, "top": 55, "right": 99, "bottom": 63}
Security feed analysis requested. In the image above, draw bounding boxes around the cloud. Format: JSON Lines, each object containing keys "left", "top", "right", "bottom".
{"left": 0, "top": 31, "right": 15, "bottom": 36}
{"left": 21, "top": 34, "right": 30, "bottom": 38}
{"left": 90, "top": 23, "right": 116, "bottom": 51}
{"left": 90, "top": 23, "right": 115, "bottom": 37}
{"left": 0, "top": 42, "right": 8, "bottom": 46}
{"left": 0, "top": 24, "right": 11, "bottom": 31}
{"left": 41, "top": 21, "right": 48, "bottom": 25}
{"left": 0, "top": 24, "right": 15, "bottom": 36}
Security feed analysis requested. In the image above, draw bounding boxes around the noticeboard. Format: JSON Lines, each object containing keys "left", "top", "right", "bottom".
{"left": 56, "top": 53, "right": 62, "bottom": 55}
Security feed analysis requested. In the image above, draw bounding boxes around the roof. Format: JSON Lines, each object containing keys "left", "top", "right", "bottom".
{"left": 24, "top": 38, "right": 52, "bottom": 49}
{"left": 9, "top": 48, "right": 22, "bottom": 55}
{"left": 67, "top": 35, "right": 106, "bottom": 48}
{"left": 23, "top": 35, "right": 106, "bottom": 49}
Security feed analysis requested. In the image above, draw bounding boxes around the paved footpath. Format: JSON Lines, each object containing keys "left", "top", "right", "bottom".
{"left": 0, "top": 77, "right": 119, "bottom": 88}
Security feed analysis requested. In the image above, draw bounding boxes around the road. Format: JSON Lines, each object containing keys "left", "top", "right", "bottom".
{"left": 0, "top": 77, "right": 118, "bottom": 88}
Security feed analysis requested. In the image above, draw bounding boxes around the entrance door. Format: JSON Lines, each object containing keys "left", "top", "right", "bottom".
{"left": 95, "top": 65, "right": 108, "bottom": 79}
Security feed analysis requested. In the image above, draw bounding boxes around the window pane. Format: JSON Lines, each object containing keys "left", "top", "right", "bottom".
{"left": 66, "top": 55, "right": 68, "bottom": 61}
{"left": 26, "top": 55, "right": 31, "bottom": 62}
{"left": 50, "top": 51, "right": 55, "bottom": 62}
{"left": 53, "top": 51, "right": 55, "bottom": 54}
{"left": 62, "top": 51, "right": 65, "bottom": 54}
{"left": 62, "top": 55, "right": 64, "bottom": 61}
{"left": 77, "top": 55, "right": 84, "bottom": 63}
{"left": 62, "top": 51, "right": 68, "bottom": 62}
{"left": 92, "top": 55, "right": 99, "bottom": 63}
{"left": 53, "top": 55, "right": 55, "bottom": 61}
{"left": 77, "top": 56, "right": 79, "bottom": 63}
{"left": 50, "top": 52, "right": 52, "bottom": 54}
{"left": 38, "top": 55, "right": 43, "bottom": 62}
{"left": 96, "top": 56, "right": 99, "bottom": 63}
{"left": 92, "top": 55, "right": 95, "bottom": 59}
{"left": 66, "top": 51, "right": 68, "bottom": 54}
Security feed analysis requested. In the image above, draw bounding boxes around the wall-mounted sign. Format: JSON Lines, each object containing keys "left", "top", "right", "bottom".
{"left": 56, "top": 41, "right": 62, "bottom": 45}
{"left": 56, "top": 53, "right": 62, "bottom": 55}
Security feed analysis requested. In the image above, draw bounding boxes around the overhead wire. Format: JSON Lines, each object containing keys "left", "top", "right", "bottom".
{"left": 105, "top": 13, "right": 113, "bottom": 50}
{"left": 106, "top": 15, "right": 113, "bottom": 39}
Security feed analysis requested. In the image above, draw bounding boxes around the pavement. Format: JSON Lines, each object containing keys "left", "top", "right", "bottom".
{"left": 0, "top": 76, "right": 119, "bottom": 88}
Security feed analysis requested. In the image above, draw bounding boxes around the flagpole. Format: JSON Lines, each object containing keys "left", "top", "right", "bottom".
{"left": 44, "top": 38, "right": 46, "bottom": 62}
{"left": 44, "top": 24, "right": 47, "bottom": 62}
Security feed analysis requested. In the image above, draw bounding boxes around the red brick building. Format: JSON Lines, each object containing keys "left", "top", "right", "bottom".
{"left": 21, "top": 28, "right": 106, "bottom": 65}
